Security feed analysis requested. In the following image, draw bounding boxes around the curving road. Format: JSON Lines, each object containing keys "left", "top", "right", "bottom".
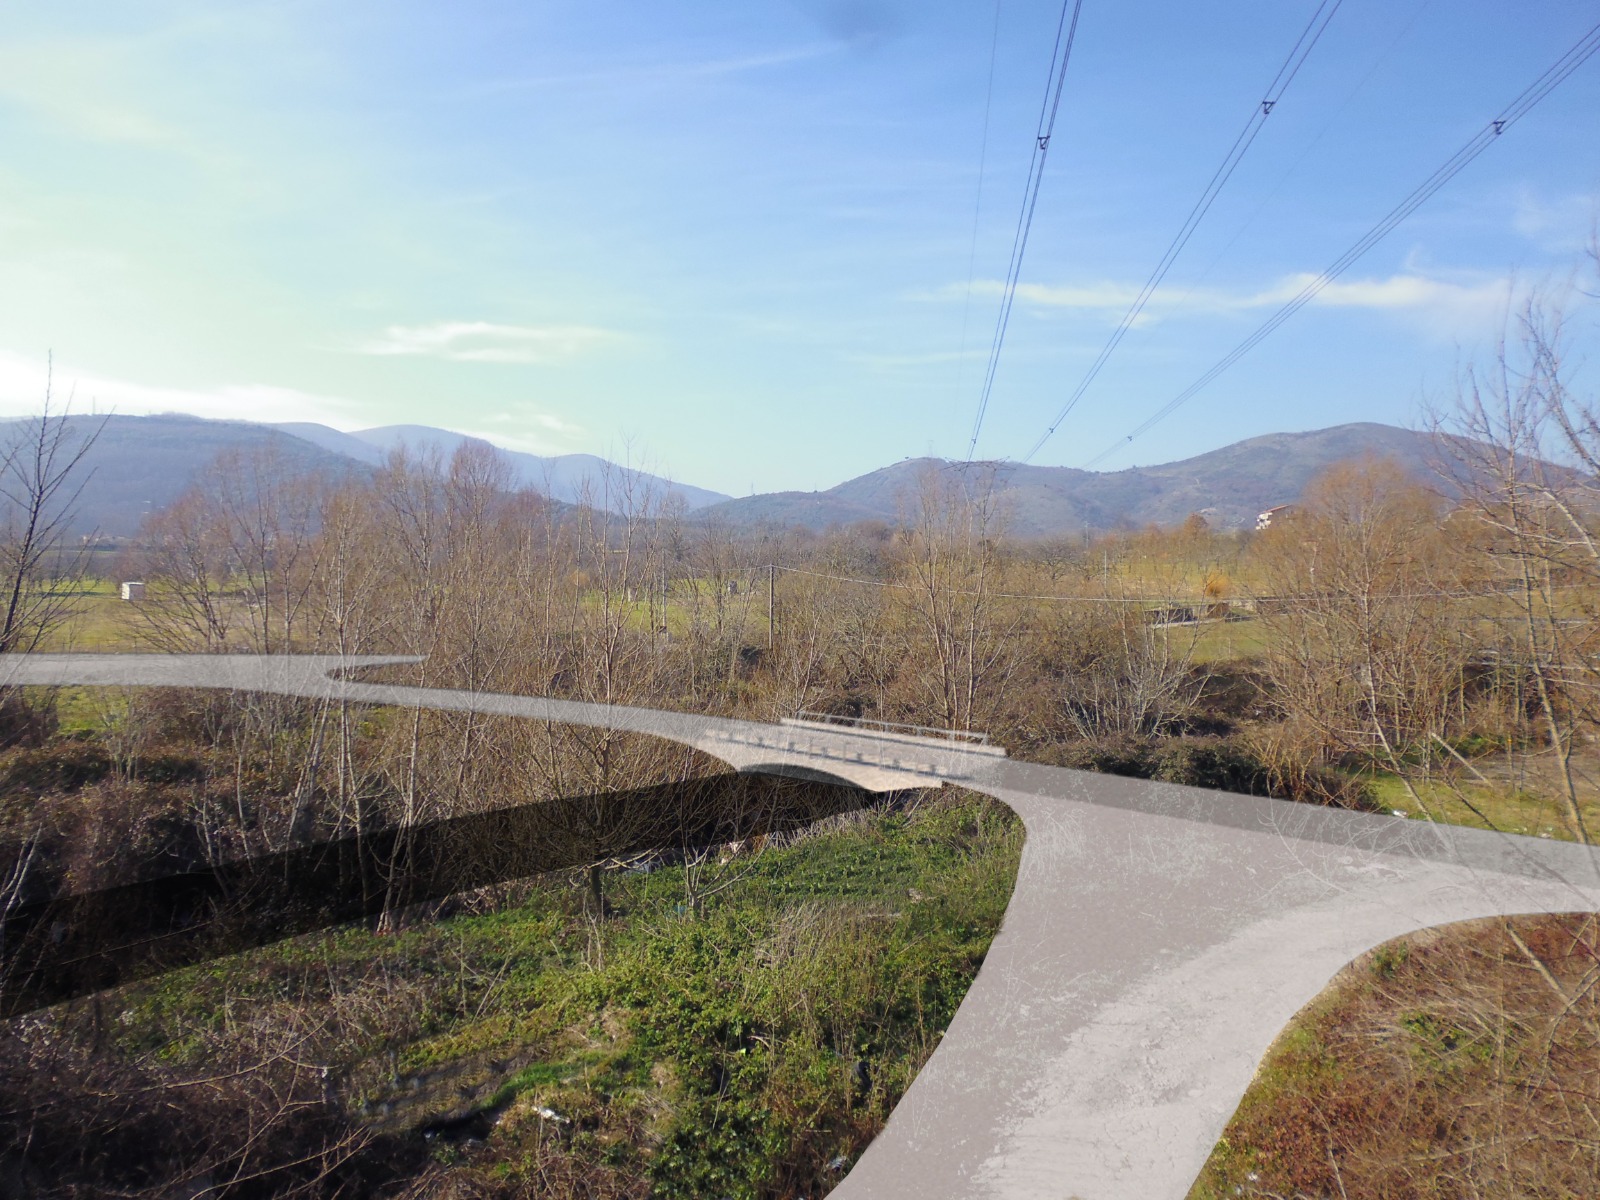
{"left": 6, "top": 653, "right": 1600, "bottom": 1199}
{"left": 834, "top": 761, "right": 1600, "bottom": 1199}
{"left": 0, "top": 653, "right": 1002, "bottom": 793}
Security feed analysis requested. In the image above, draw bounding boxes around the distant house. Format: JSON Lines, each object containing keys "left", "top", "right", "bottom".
{"left": 120, "top": 581, "right": 146, "bottom": 602}
{"left": 1255, "top": 504, "right": 1294, "bottom": 531}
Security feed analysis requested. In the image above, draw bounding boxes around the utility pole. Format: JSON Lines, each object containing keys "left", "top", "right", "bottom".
{"left": 767, "top": 563, "right": 775, "bottom": 651}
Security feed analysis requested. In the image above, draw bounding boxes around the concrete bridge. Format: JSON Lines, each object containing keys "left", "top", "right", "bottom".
{"left": 6, "top": 653, "right": 1600, "bottom": 1200}
{"left": 2, "top": 654, "right": 1001, "bottom": 793}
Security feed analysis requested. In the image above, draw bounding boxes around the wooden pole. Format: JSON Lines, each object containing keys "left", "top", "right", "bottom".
{"left": 768, "top": 563, "right": 775, "bottom": 651}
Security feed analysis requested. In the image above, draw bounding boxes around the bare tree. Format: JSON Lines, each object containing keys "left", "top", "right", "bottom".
{"left": 554, "top": 460, "right": 681, "bottom": 914}
{"left": 134, "top": 488, "right": 236, "bottom": 651}
{"left": 1435, "top": 276, "right": 1600, "bottom": 843}
{"left": 895, "top": 463, "right": 1016, "bottom": 734}
{"left": 1049, "top": 602, "right": 1206, "bottom": 743}
{"left": 763, "top": 568, "right": 843, "bottom": 719}
{"left": 306, "top": 481, "right": 392, "bottom": 827}
{"left": 681, "top": 510, "right": 763, "bottom": 698}
{"left": 1248, "top": 457, "right": 1464, "bottom": 806}
{"left": 0, "top": 379, "right": 104, "bottom": 655}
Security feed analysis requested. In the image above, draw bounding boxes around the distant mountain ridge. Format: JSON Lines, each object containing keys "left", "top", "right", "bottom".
{"left": 269, "top": 422, "right": 730, "bottom": 511}
{"left": 700, "top": 423, "right": 1472, "bottom": 536}
{"left": 0, "top": 414, "right": 1481, "bottom": 539}
{"left": 0, "top": 414, "right": 364, "bottom": 538}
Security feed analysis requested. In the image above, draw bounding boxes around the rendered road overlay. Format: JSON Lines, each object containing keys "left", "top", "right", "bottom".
{"left": 6, "top": 654, "right": 1600, "bottom": 1199}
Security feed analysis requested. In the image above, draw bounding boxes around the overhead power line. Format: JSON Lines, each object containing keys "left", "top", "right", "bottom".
{"left": 964, "top": 0, "right": 1086, "bottom": 461}
{"left": 1020, "top": 0, "right": 1345, "bottom": 464}
{"left": 1080, "top": 18, "right": 1600, "bottom": 471}
{"left": 952, "top": 0, "right": 1006, "bottom": 409}
{"left": 1170, "top": 0, "right": 1436, "bottom": 327}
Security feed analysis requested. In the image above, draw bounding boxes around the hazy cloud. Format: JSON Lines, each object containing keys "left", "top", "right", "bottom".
{"left": 455, "top": 409, "right": 588, "bottom": 455}
{"left": 1271, "top": 272, "right": 1503, "bottom": 312}
{"left": 356, "top": 322, "right": 621, "bottom": 364}
{"left": 0, "top": 351, "right": 590, "bottom": 459}
{"left": 948, "top": 270, "right": 1514, "bottom": 337}
{"left": 533, "top": 412, "right": 585, "bottom": 435}
{"left": 1512, "top": 187, "right": 1598, "bottom": 254}
{"left": 0, "top": 349, "right": 376, "bottom": 427}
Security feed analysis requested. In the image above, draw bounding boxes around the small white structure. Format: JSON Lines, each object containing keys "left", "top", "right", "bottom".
{"left": 119, "top": 581, "right": 146, "bottom": 602}
{"left": 1255, "top": 504, "right": 1293, "bottom": 531}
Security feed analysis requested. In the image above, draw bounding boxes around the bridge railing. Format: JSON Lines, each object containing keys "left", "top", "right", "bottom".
{"left": 791, "top": 710, "right": 994, "bottom": 746}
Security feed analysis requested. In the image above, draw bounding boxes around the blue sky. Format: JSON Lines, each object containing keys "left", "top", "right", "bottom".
{"left": 1, "top": 0, "right": 1597, "bottom": 495}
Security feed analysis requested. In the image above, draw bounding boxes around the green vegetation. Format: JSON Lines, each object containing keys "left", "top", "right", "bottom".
{"left": 33, "top": 578, "right": 148, "bottom": 652}
{"left": 36, "top": 790, "right": 1020, "bottom": 1197}
{"left": 1182, "top": 615, "right": 1271, "bottom": 664}
{"left": 1364, "top": 769, "right": 1600, "bottom": 841}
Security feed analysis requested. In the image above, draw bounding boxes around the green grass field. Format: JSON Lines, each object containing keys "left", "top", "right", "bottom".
{"left": 100, "top": 790, "right": 1022, "bottom": 1195}
{"left": 1180, "top": 616, "right": 1270, "bottom": 663}
{"left": 1364, "top": 768, "right": 1600, "bottom": 842}
{"left": 36, "top": 579, "right": 147, "bottom": 652}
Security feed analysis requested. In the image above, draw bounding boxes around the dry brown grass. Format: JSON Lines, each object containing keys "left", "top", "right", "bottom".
{"left": 1191, "top": 913, "right": 1600, "bottom": 1199}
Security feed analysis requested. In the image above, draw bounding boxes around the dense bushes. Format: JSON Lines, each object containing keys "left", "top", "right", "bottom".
{"left": 1037, "top": 734, "right": 1379, "bottom": 810}
{"left": 1, "top": 737, "right": 113, "bottom": 792}
{"left": 0, "top": 689, "right": 57, "bottom": 748}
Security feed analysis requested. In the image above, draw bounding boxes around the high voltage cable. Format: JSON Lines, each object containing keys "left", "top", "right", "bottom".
{"left": 966, "top": 0, "right": 1084, "bottom": 459}
{"left": 964, "top": 0, "right": 1086, "bottom": 461}
{"left": 952, "top": 0, "right": 1006, "bottom": 411}
{"left": 1019, "top": 0, "right": 1344, "bottom": 465}
{"left": 1081, "top": 18, "right": 1600, "bottom": 471}
{"left": 1169, "top": 0, "right": 1435, "bottom": 330}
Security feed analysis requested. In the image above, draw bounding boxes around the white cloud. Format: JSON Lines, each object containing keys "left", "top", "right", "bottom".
{"left": 936, "top": 277, "right": 1221, "bottom": 318}
{"left": 356, "top": 321, "right": 621, "bottom": 364}
{"left": 1512, "top": 188, "right": 1598, "bottom": 253}
{"left": 948, "top": 270, "right": 1515, "bottom": 338}
{"left": 533, "top": 412, "right": 585, "bottom": 436}
{"left": 0, "top": 349, "right": 376, "bottom": 427}
{"left": 452, "top": 409, "right": 588, "bottom": 455}
{"left": 450, "top": 429, "right": 558, "bottom": 457}
{"left": 0, "top": 354, "right": 594, "bottom": 460}
{"left": 1004, "top": 281, "right": 1145, "bottom": 310}
{"left": 1249, "top": 272, "right": 1516, "bottom": 338}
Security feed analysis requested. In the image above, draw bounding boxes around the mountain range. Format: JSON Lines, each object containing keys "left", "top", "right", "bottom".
{"left": 267, "top": 423, "right": 730, "bottom": 511}
{"left": 699, "top": 422, "right": 1463, "bottom": 536}
{"left": 0, "top": 415, "right": 729, "bottom": 538}
{"left": 0, "top": 413, "right": 1468, "bottom": 539}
